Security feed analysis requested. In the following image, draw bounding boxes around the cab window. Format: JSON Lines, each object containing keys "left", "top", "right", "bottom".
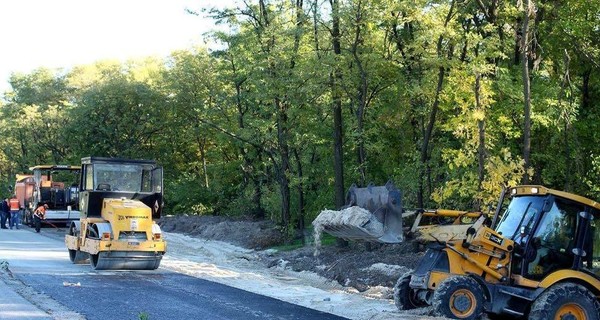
{"left": 525, "top": 199, "right": 580, "bottom": 280}
{"left": 589, "top": 212, "right": 600, "bottom": 275}
{"left": 496, "top": 196, "right": 545, "bottom": 243}
{"left": 84, "top": 165, "right": 94, "bottom": 191}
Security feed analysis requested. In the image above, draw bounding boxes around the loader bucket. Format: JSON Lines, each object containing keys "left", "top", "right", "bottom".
{"left": 314, "top": 182, "right": 403, "bottom": 243}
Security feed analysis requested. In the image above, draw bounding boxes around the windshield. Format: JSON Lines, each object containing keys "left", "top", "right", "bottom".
{"left": 94, "top": 163, "right": 152, "bottom": 192}
{"left": 495, "top": 196, "right": 546, "bottom": 241}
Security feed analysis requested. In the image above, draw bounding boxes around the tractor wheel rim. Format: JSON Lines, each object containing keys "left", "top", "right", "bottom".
{"left": 556, "top": 303, "right": 586, "bottom": 320}
{"left": 450, "top": 289, "right": 476, "bottom": 317}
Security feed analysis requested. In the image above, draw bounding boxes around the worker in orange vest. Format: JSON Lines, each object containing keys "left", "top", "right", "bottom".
{"left": 9, "top": 197, "right": 20, "bottom": 229}
{"left": 33, "top": 203, "right": 48, "bottom": 233}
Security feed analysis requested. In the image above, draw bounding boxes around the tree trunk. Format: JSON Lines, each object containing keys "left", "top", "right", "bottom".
{"left": 419, "top": 1, "right": 454, "bottom": 208}
{"left": 559, "top": 50, "right": 572, "bottom": 191}
{"left": 233, "top": 60, "right": 264, "bottom": 218}
{"left": 582, "top": 69, "right": 591, "bottom": 111}
{"left": 351, "top": 1, "right": 368, "bottom": 187}
{"left": 521, "top": 0, "right": 533, "bottom": 184}
{"left": 252, "top": 164, "right": 264, "bottom": 218}
{"left": 475, "top": 74, "right": 486, "bottom": 210}
{"left": 276, "top": 98, "right": 291, "bottom": 228}
{"left": 330, "top": 0, "right": 345, "bottom": 210}
{"left": 288, "top": 0, "right": 305, "bottom": 234}
{"left": 330, "top": 0, "right": 347, "bottom": 247}
{"left": 197, "top": 136, "right": 209, "bottom": 188}
{"left": 293, "top": 149, "right": 306, "bottom": 244}
{"left": 420, "top": 66, "right": 445, "bottom": 204}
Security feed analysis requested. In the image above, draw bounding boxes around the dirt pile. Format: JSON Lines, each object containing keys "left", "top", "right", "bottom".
{"left": 312, "top": 206, "right": 384, "bottom": 256}
{"left": 160, "top": 214, "right": 426, "bottom": 295}
{"left": 159, "top": 215, "right": 286, "bottom": 249}
{"left": 271, "top": 241, "right": 424, "bottom": 295}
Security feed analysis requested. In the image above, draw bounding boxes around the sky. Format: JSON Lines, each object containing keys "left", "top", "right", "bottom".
{"left": 0, "top": 0, "right": 235, "bottom": 92}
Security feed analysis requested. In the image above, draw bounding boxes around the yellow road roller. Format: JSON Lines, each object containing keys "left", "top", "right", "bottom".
{"left": 65, "top": 157, "right": 166, "bottom": 270}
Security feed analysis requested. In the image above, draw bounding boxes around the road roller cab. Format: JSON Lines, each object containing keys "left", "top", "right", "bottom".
{"left": 65, "top": 157, "right": 166, "bottom": 270}
{"left": 395, "top": 185, "right": 600, "bottom": 319}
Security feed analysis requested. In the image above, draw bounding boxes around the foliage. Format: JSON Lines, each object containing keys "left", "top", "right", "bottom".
{"left": 1, "top": 0, "right": 599, "bottom": 238}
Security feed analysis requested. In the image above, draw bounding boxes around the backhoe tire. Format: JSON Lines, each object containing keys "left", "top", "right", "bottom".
{"left": 394, "top": 274, "right": 425, "bottom": 310}
{"left": 529, "top": 283, "right": 600, "bottom": 320}
{"left": 431, "top": 276, "right": 484, "bottom": 320}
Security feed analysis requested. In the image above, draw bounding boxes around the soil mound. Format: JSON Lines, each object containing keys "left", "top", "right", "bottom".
{"left": 159, "top": 215, "right": 286, "bottom": 249}
{"left": 159, "top": 214, "right": 426, "bottom": 294}
{"left": 272, "top": 241, "right": 424, "bottom": 294}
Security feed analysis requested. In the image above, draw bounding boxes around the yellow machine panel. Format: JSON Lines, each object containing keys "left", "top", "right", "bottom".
{"left": 103, "top": 199, "right": 153, "bottom": 238}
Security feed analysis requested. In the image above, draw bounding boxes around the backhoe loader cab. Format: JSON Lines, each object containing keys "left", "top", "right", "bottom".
{"left": 65, "top": 157, "right": 166, "bottom": 270}
{"left": 395, "top": 185, "right": 600, "bottom": 319}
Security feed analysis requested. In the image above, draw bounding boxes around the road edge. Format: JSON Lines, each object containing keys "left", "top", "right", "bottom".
{"left": 0, "top": 259, "right": 85, "bottom": 320}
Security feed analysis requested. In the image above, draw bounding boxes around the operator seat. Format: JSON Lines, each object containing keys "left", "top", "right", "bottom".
{"left": 96, "top": 184, "right": 111, "bottom": 191}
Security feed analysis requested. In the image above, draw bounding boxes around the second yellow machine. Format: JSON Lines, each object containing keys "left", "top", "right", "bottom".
{"left": 65, "top": 157, "right": 166, "bottom": 270}
{"left": 395, "top": 185, "right": 600, "bottom": 319}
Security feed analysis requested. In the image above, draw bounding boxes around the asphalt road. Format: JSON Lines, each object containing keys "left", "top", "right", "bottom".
{"left": 0, "top": 225, "right": 347, "bottom": 320}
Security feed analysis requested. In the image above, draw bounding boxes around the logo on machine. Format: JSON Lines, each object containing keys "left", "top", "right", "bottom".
{"left": 118, "top": 215, "right": 147, "bottom": 221}
{"left": 485, "top": 231, "right": 503, "bottom": 245}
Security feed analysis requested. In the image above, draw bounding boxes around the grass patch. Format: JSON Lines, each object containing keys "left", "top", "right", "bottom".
{"left": 270, "top": 228, "right": 338, "bottom": 252}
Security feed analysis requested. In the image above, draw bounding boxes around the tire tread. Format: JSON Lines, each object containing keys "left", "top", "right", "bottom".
{"left": 529, "top": 282, "right": 600, "bottom": 320}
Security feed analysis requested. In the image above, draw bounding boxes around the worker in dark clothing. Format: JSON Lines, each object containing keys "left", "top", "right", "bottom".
{"left": 33, "top": 203, "right": 48, "bottom": 233}
{"left": 0, "top": 199, "right": 8, "bottom": 229}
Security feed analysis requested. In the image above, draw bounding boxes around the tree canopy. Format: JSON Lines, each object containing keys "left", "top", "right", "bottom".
{"left": 1, "top": 0, "right": 599, "bottom": 237}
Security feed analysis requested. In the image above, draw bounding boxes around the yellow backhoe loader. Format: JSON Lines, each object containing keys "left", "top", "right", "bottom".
{"left": 65, "top": 157, "right": 166, "bottom": 270}
{"left": 313, "top": 182, "right": 482, "bottom": 244}
{"left": 395, "top": 185, "right": 600, "bottom": 319}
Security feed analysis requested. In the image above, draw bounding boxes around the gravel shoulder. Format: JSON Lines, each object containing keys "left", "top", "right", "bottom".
{"left": 159, "top": 215, "right": 439, "bottom": 319}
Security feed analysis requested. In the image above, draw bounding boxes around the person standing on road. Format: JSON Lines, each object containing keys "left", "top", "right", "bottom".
{"left": 33, "top": 203, "right": 48, "bottom": 233}
{"left": 9, "top": 196, "right": 20, "bottom": 229}
{"left": 0, "top": 198, "right": 8, "bottom": 229}
{"left": 4, "top": 198, "right": 10, "bottom": 227}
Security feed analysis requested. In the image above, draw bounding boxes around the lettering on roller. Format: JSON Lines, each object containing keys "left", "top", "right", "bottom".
{"left": 118, "top": 215, "right": 147, "bottom": 220}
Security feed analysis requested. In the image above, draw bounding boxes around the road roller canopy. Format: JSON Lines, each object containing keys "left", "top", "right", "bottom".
{"left": 79, "top": 157, "right": 164, "bottom": 219}
{"left": 80, "top": 157, "right": 162, "bottom": 193}
{"left": 29, "top": 165, "right": 81, "bottom": 171}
